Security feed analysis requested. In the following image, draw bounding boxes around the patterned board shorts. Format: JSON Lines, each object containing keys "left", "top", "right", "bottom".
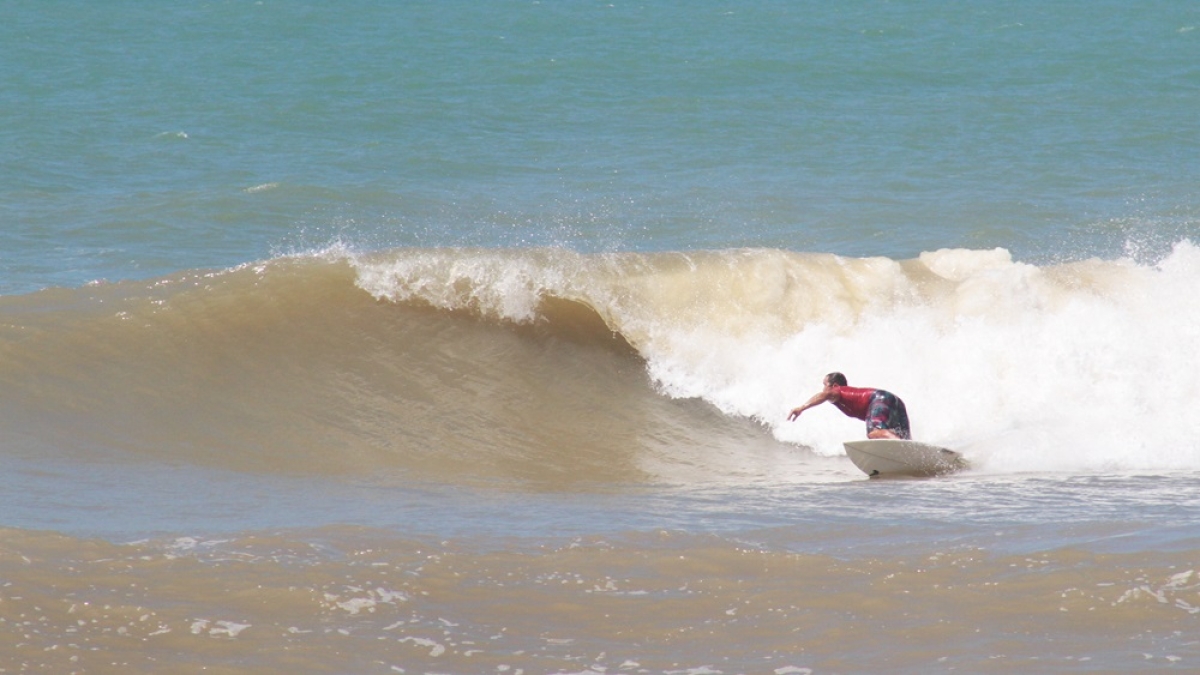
{"left": 866, "top": 390, "right": 911, "bottom": 439}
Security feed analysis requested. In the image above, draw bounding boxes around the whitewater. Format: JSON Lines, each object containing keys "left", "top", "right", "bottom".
{"left": 353, "top": 241, "right": 1200, "bottom": 474}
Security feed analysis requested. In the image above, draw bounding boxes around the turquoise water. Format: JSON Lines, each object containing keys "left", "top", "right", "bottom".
{"left": 5, "top": 3, "right": 1200, "bottom": 672}
{"left": 6, "top": 1, "right": 1199, "bottom": 294}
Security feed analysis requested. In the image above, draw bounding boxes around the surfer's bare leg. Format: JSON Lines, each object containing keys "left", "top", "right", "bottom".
{"left": 867, "top": 428, "right": 903, "bottom": 440}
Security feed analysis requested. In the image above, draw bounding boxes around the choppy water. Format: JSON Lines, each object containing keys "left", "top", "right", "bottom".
{"left": 4, "top": 2, "right": 1200, "bottom": 673}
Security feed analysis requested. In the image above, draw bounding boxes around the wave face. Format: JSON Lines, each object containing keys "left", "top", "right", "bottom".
{"left": 3, "top": 242, "right": 1199, "bottom": 487}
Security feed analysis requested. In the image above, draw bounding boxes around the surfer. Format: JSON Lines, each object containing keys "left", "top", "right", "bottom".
{"left": 787, "top": 372, "right": 911, "bottom": 440}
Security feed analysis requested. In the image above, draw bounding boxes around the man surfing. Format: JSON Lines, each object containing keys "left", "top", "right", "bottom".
{"left": 787, "top": 372, "right": 911, "bottom": 440}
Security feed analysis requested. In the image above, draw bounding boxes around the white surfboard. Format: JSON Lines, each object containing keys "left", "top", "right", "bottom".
{"left": 843, "top": 439, "right": 968, "bottom": 478}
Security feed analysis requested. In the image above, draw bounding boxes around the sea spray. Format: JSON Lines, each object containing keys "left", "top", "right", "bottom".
{"left": 353, "top": 242, "right": 1200, "bottom": 474}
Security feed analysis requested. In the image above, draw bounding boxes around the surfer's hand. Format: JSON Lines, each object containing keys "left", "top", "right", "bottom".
{"left": 787, "top": 408, "right": 802, "bottom": 421}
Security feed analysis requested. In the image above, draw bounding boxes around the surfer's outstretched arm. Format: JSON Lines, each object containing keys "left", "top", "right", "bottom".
{"left": 787, "top": 389, "right": 832, "bottom": 421}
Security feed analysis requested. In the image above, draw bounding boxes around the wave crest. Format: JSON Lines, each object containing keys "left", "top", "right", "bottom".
{"left": 3, "top": 242, "right": 1198, "bottom": 484}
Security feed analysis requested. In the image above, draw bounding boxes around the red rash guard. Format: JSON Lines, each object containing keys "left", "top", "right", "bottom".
{"left": 831, "top": 386, "right": 878, "bottom": 420}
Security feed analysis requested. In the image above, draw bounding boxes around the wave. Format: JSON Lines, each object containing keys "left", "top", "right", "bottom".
{"left": 3, "top": 242, "right": 1199, "bottom": 486}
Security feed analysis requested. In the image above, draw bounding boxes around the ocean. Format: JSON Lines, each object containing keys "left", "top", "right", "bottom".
{"left": 3, "top": 1, "right": 1200, "bottom": 673}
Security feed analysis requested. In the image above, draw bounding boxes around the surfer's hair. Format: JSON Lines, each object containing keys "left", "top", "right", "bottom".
{"left": 825, "top": 372, "right": 848, "bottom": 387}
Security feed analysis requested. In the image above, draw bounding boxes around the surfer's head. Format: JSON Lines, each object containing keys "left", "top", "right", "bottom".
{"left": 824, "top": 372, "right": 848, "bottom": 388}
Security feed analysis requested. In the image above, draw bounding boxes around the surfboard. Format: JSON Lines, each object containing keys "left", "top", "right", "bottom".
{"left": 842, "top": 439, "right": 968, "bottom": 478}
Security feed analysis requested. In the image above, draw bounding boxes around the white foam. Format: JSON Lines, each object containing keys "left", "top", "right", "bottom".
{"left": 190, "top": 619, "right": 251, "bottom": 638}
{"left": 669, "top": 243, "right": 1200, "bottom": 474}
{"left": 354, "top": 248, "right": 579, "bottom": 323}
{"left": 349, "top": 242, "right": 1200, "bottom": 475}
{"left": 397, "top": 636, "right": 446, "bottom": 657}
